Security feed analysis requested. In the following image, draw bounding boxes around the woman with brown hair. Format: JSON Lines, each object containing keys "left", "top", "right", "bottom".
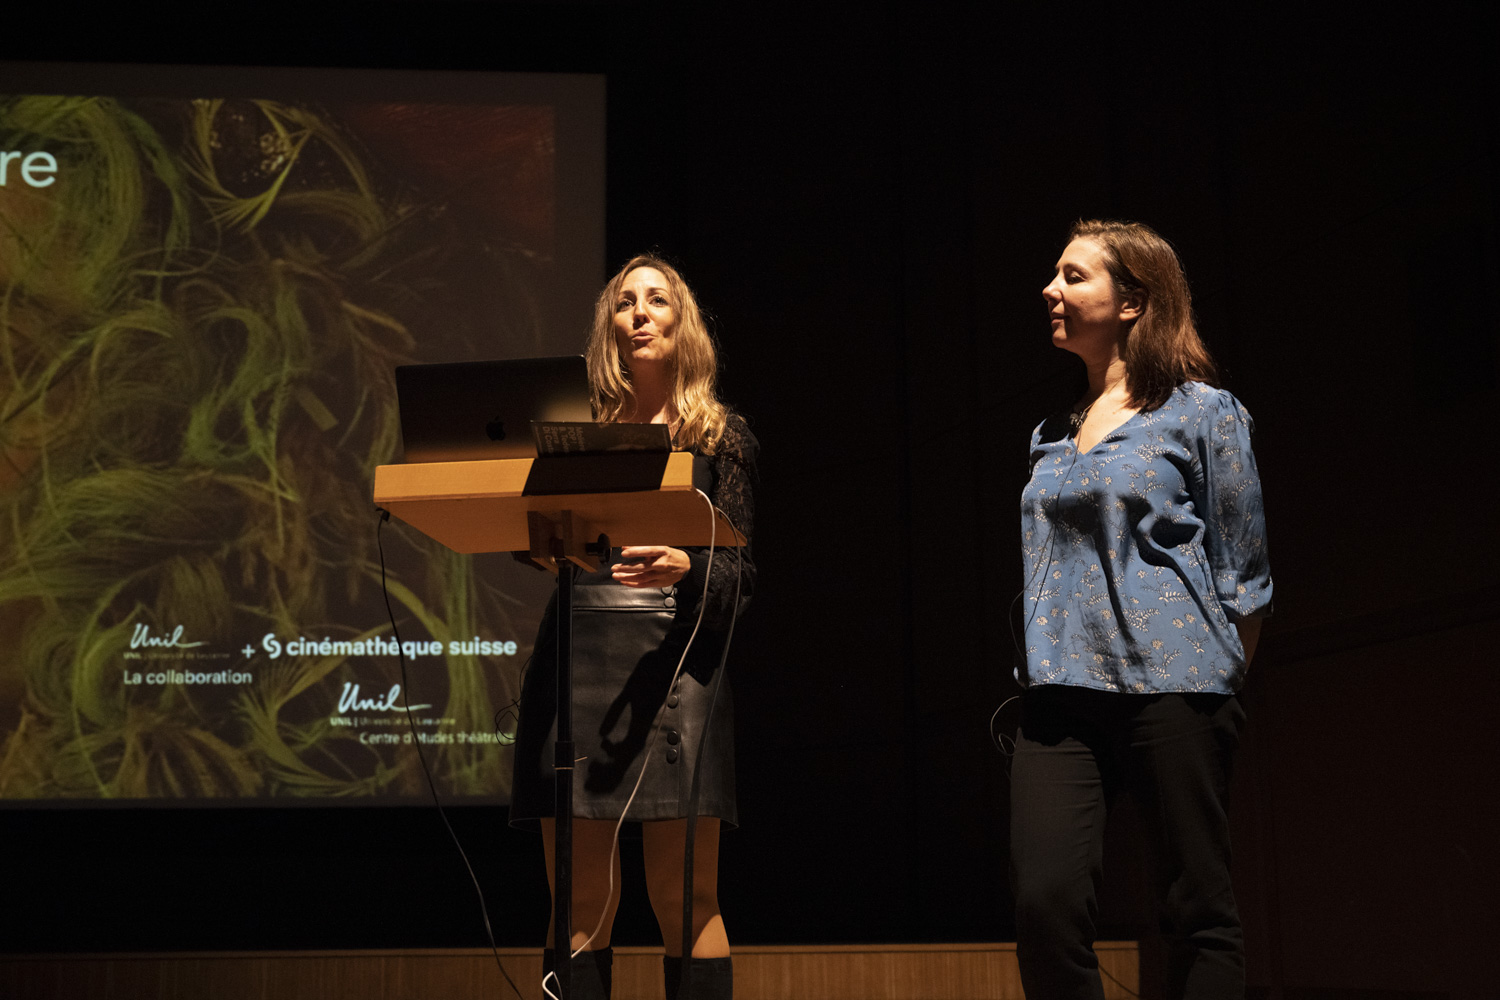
{"left": 510, "top": 255, "right": 756, "bottom": 1000}
{"left": 1011, "top": 220, "right": 1272, "bottom": 999}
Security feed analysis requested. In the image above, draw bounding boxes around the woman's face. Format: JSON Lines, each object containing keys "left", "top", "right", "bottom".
{"left": 1042, "top": 238, "right": 1136, "bottom": 359}
{"left": 612, "top": 266, "right": 678, "bottom": 370}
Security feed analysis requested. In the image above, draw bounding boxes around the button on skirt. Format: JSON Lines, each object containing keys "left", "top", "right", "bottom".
{"left": 508, "top": 574, "right": 737, "bottom": 828}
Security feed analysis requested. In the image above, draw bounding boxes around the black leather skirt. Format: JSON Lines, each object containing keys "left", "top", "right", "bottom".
{"left": 508, "top": 567, "right": 737, "bottom": 829}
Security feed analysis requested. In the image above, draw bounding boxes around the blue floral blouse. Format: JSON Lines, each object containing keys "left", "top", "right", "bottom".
{"left": 1019, "top": 382, "right": 1273, "bottom": 694}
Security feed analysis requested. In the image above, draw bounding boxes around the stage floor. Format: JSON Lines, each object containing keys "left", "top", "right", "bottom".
{"left": 2, "top": 942, "right": 1139, "bottom": 999}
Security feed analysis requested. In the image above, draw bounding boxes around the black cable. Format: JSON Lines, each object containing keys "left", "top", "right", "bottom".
{"left": 1099, "top": 960, "right": 1142, "bottom": 998}
{"left": 1008, "top": 423, "right": 1086, "bottom": 664}
{"left": 375, "top": 508, "right": 523, "bottom": 1000}
{"left": 989, "top": 694, "right": 1020, "bottom": 761}
{"left": 998, "top": 417, "right": 1088, "bottom": 768}
{"left": 492, "top": 655, "right": 529, "bottom": 746}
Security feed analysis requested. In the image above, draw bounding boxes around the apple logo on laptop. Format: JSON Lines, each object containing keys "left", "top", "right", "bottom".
{"left": 485, "top": 417, "right": 507, "bottom": 441}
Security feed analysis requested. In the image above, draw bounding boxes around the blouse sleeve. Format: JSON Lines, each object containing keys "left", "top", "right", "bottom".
{"left": 677, "top": 414, "right": 758, "bottom": 633}
{"left": 1194, "top": 390, "right": 1273, "bottom": 622}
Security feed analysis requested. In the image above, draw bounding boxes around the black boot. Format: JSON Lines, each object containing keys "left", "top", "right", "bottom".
{"left": 544, "top": 946, "right": 614, "bottom": 999}
{"left": 663, "top": 955, "right": 732, "bottom": 999}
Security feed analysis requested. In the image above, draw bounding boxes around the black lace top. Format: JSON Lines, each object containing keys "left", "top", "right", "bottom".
{"left": 678, "top": 412, "right": 758, "bottom": 639}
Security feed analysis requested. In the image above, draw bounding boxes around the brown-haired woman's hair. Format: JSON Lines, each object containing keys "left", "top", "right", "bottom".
{"left": 585, "top": 254, "right": 731, "bottom": 453}
{"left": 1070, "top": 219, "right": 1220, "bottom": 411}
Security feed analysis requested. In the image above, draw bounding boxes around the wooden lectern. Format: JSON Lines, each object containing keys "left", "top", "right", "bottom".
{"left": 374, "top": 451, "right": 744, "bottom": 998}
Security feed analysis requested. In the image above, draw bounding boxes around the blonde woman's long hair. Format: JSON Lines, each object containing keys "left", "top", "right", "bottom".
{"left": 585, "top": 255, "right": 730, "bottom": 454}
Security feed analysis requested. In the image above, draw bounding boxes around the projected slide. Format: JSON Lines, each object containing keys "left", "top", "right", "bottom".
{"left": 0, "top": 64, "right": 604, "bottom": 804}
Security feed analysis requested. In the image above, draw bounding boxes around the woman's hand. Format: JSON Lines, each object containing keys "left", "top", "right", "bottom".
{"left": 612, "top": 546, "right": 691, "bottom": 588}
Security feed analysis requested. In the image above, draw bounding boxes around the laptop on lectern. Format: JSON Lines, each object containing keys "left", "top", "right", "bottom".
{"left": 394, "top": 356, "right": 593, "bottom": 463}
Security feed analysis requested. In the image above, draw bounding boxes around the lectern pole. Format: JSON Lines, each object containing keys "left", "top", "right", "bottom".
{"left": 553, "top": 540, "right": 575, "bottom": 998}
{"left": 372, "top": 453, "right": 744, "bottom": 998}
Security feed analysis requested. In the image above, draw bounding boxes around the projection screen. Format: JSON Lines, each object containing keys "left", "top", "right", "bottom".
{"left": 0, "top": 62, "right": 605, "bottom": 805}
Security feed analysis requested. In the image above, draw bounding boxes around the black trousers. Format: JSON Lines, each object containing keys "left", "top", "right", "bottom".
{"left": 1009, "top": 686, "right": 1246, "bottom": 1000}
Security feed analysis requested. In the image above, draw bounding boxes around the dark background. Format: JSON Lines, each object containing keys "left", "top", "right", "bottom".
{"left": 4, "top": 5, "right": 1498, "bottom": 998}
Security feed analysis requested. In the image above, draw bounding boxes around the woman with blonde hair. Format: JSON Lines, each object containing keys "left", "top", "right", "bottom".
{"left": 510, "top": 255, "right": 757, "bottom": 1000}
{"left": 1011, "top": 220, "right": 1272, "bottom": 999}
